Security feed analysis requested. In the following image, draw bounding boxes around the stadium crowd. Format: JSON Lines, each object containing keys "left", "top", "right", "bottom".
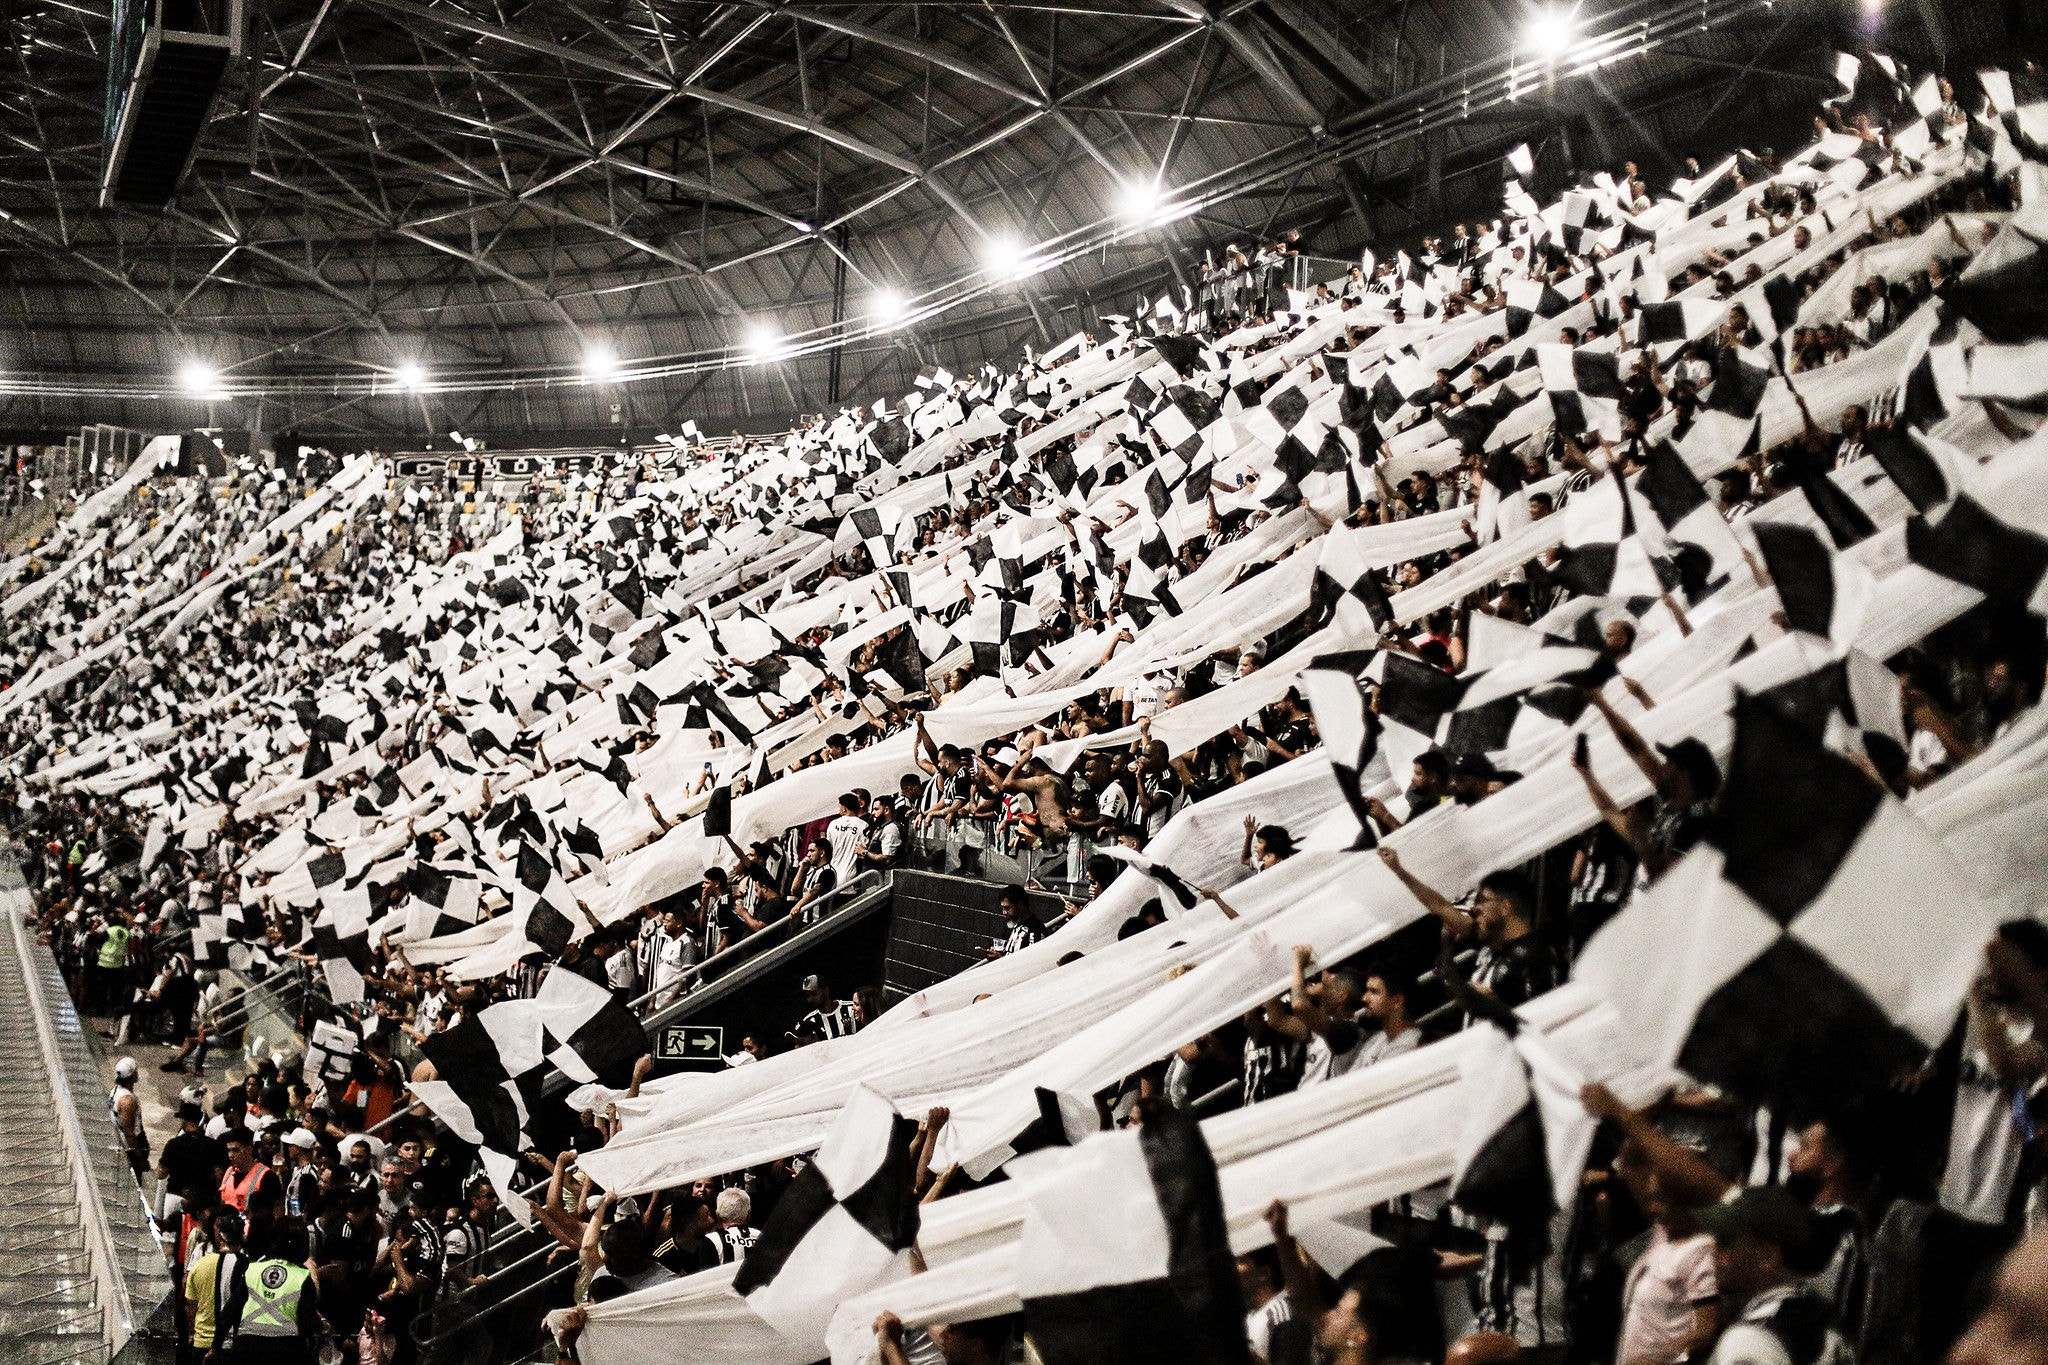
{"left": 2, "top": 52, "right": 2048, "bottom": 1365}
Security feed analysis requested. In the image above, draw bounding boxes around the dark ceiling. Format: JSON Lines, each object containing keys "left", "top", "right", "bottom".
{"left": 0, "top": 0, "right": 2028, "bottom": 443}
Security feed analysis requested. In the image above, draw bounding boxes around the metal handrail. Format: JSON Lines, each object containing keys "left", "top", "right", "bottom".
{"left": 204, "top": 959, "right": 320, "bottom": 1032}
{"left": 5, "top": 887, "right": 137, "bottom": 1360}
{"left": 620, "top": 866, "right": 882, "bottom": 1017}
{"left": 417, "top": 1253, "right": 579, "bottom": 1350}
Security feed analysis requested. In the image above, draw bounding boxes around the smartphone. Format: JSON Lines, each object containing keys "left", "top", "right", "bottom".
{"left": 1574, "top": 734, "right": 1590, "bottom": 768}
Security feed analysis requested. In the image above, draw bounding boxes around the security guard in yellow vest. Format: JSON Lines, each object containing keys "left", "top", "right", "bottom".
{"left": 215, "top": 1230, "right": 320, "bottom": 1365}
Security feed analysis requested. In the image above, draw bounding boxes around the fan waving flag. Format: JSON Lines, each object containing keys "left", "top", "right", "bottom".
{"left": 1575, "top": 690, "right": 2000, "bottom": 1111}
{"left": 1018, "top": 1107, "right": 1247, "bottom": 1365}
{"left": 733, "top": 1086, "right": 923, "bottom": 1343}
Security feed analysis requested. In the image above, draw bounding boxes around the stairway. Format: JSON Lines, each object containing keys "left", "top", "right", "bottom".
{"left": 0, "top": 911, "right": 107, "bottom": 1361}
{"left": 0, "top": 866, "right": 175, "bottom": 1363}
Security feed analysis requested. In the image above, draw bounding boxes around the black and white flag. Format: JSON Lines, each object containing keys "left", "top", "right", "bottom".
{"left": 1750, "top": 521, "right": 1873, "bottom": 652}
{"left": 1551, "top": 468, "right": 1668, "bottom": 601}
{"left": 1633, "top": 439, "right": 1747, "bottom": 604}
{"left": 513, "top": 841, "right": 579, "bottom": 959}
{"left": 1299, "top": 650, "right": 1385, "bottom": 847}
{"left": 1538, "top": 344, "right": 1626, "bottom": 441}
{"left": 1451, "top": 1022, "right": 1597, "bottom": 1233}
{"left": 1312, "top": 529, "right": 1396, "bottom": 635}
{"left": 405, "top": 864, "right": 482, "bottom": 941}
{"left": 531, "top": 963, "right": 648, "bottom": 1088}
{"left": 1575, "top": 690, "right": 1998, "bottom": 1110}
{"left": 1096, "top": 844, "right": 1202, "bottom": 910}
{"left": 1636, "top": 298, "right": 1726, "bottom": 350}
{"left": 1017, "top": 1107, "right": 1247, "bottom": 1365}
{"left": 1753, "top": 650, "right": 1909, "bottom": 790}
{"left": 732, "top": 1086, "right": 922, "bottom": 1341}
{"left": 309, "top": 849, "right": 373, "bottom": 1004}
{"left": 1904, "top": 489, "right": 2048, "bottom": 620}
{"left": 849, "top": 505, "right": 913, "bottom": 569}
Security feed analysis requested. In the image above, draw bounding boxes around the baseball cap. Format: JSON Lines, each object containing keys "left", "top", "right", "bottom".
{"left": 1694, "top": 1186, "right": 1814, "bottom": 1261}
{"left": 114, "top": 1057, "right": 138, "bottom": 1081}
{"left": 283, "top": 1128, "right": 318, "bottom": 1149}
{"left": 1655, "top": 737, "right": 1722, "bottom": 796}
{"left": 800, "top": 974, "right": 822, "bottom": 992}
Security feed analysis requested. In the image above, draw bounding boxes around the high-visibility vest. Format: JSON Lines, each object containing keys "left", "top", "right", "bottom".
{"left": 220, "top": 1162, "right": 269, "bottom": 1212}
{"left": 97, "top": 925, "right": 128, "bottom": 969}
{"left": 236, "top": 1259, "right": 310, "bottom": 1337}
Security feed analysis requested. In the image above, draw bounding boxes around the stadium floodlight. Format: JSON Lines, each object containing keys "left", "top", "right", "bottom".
{"left": 982, "top": 233, "right": 1047, "bottom": 282}
{"left": 871, "top": 288, "right": 909, "bottom": 325}
{"left": 1524, "top": 7, "right": 1576, "bottom": 59}
{"left": 744, "top": 323, "right": 786, "bottom": 363}
{"left": 179, "top": 360, "right": 218, "bottom": 396}
{"left": 397, "top": 361, "right": 426, "bottom": 391}
{"left": 581, "top": 343, "right": 618, "bottom": 381}
{"left": 1116, "top": 177, "right": 1162, "bottom": 225}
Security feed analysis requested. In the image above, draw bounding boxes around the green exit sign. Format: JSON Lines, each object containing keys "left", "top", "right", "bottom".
{"left": 655, "top": 1024, "right": 724, "bottom": 1066}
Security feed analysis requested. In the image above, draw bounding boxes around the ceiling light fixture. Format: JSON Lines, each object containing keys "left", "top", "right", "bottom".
{"left": 744, "top": 323, "right": 786, "bottom": 363}
{"left": 1116, "top": 177, "right": 1162, "bottom": 225}
{"left": 982, "top": 233, "right": 1047, "bottom": 282}
{"left": 178, "top": 361, "right": 218, "bottom": 397}
{"left": 871, "top": 288, "right": 909, "bottom": 325}
{"left": 1524, "top": 7, "right": 1577, "bottom": 59}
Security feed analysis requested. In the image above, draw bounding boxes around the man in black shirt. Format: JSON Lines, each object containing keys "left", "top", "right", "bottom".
{"left": 1574, "top": 691, "right": 1721, "bottom": 888}
{"left": 1377, "top": 852, "right": 1561, "bottom": 1018}
{"left": 156, "top": 1100, "right": 226, "bottom": 1215}
{"left": 652, "top": 1194, "right": 717, "bottom": 1275}
{"left": 1241, "top": 1006, "right": 1306, "bottom": 1106}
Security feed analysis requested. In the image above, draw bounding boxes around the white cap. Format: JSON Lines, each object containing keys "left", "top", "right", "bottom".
{"left": 283, "top": 1128, "right": 318, "bottom": 1149}
{"left": 114, "top": 1057, "right": 138, "bottom": 1081}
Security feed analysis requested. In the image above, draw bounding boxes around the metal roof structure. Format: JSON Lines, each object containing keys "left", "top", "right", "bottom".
{"left": 0, "top": 0, "right": 2020, "bottom": 442}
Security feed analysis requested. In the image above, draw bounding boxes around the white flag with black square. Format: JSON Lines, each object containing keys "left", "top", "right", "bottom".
{"left": 732, "top": 1086, "right": 923, "bottom": 1342}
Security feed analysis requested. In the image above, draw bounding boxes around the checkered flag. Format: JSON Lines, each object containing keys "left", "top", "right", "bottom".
{"left": 1299, "top": 650, "right": 1385, "bottom": 848}
{"left": 406, "top": 865, "right": 483, "bottom": 942}
{"left": 1636, "top": 299, "right": 1726, "bottom": 351}
{"left": 1633, "top": 439, "right": 1747, "bottom": 605}
{"left": 1311, "top": 528, "right": 1396, "bottom": 635}
{"left": 1753, "top": 650, "right": 1909, "bottom": 791}
{"left": 1551, "top": 467, "right": 1669, "bottom": 601}
{"left": 415, "top": 966, "right": 650, "bottom": 1227}
{"left": 733, "top": 1087, "right": 922, "bottom": 1342}
{"left": 1018, "top": 1107, "right": 1247, "bottom": 1365}
{"left": 1538, "top": 343, "right": 1625, "bottom": 442}
{"left": 512, "top": 841, "right": 578, "bottom": 959}
{"left": 1575, "top": 689, "right": 1999, "bottom": 1111}
{"left": 1905, "top": 492, "right": 2048, "bottom": 620}
{"left": 1749, "top": 521, "right": 1875, "bottom": 653}
{"left": 1451, "top": 1021, "right": 1597, "bottom": 1233}
{"left": 849, "top": 505, "right": 914, "bottom": 569}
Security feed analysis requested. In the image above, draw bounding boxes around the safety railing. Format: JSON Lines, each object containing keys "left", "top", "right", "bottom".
{"left": 902, "top": 820, "right": 1089, "bottom": 898}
